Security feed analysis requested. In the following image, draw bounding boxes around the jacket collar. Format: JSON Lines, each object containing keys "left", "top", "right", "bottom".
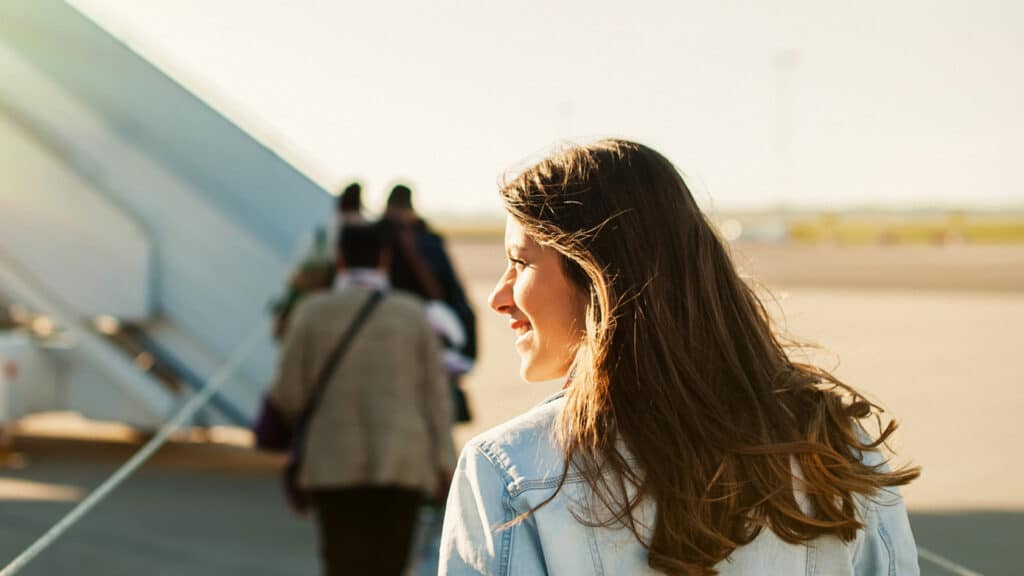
{"left": 334, "top": 268, "right": 390, "bottom": 292}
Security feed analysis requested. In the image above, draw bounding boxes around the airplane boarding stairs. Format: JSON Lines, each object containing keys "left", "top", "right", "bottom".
{"left": 0, "top": 0, "right": 333, "bottom": 430}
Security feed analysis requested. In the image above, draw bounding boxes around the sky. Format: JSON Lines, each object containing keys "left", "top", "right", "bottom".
{"left": 69, "top": 0, "right": 1023, "bottom": 217}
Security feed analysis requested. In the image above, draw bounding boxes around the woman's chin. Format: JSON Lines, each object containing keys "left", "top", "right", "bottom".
{"left": 520, "top": 360, "right": 567, "bottom": 384}
{"left": 519, "top": 360, "right": 544, "bottom": 383}
{"left": 518, "top": 362, "right": 538, "bottom": 382}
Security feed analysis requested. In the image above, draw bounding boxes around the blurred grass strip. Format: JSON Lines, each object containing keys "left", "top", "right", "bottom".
{"left": 437, "top": 213, "right": 1024, "bottom": 245}
{"left": 789, "top": 214, "right": 1024, "bottom": 245}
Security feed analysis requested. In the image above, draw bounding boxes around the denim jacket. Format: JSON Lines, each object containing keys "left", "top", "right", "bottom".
{"left": 439, "top": 392, "right": 919, "bottom": 575}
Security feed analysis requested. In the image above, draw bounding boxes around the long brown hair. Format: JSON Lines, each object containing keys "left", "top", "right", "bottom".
{"left": 500, "top": 139, "right": 919, "bottom": 575}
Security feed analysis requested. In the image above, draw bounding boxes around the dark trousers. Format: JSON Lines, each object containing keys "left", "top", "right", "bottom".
{"left": 312, "top": 486, "right": 422, "bottom": 576}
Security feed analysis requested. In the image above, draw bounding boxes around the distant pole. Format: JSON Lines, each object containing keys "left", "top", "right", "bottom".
{"left": 773, "top": 50, "right": 800, "bottom": 206}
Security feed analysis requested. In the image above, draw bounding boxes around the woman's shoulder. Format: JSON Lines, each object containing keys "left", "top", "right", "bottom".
{"left": 460, "top": 391, "right": 570, "bottom": 492}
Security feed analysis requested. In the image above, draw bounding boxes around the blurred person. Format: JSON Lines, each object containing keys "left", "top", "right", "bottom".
{"left": 377, "top": 184, "right": 477, "bottom": 575}
{"left": 272, "top": 181, "right": 367, "bottom": 339}
{"left": 267, "top": 223, "right": 456, "bottom": 576}
{"left": 379, "top": 184, "right": 477, "bottom": 418}
{"left": 440, "top": 140, "right": 920, "bottom": 575}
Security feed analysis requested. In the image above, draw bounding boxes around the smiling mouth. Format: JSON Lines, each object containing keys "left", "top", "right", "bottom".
{"left": 510, "top": 320, "right": 532, "bottom": 339}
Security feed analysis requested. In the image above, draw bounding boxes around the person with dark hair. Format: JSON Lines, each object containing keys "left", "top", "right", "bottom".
{"left": 375, "top": 185, "right": 477, "bottom": 575}
{"left": 273, "top": 181, "right": 368, "bottom": 339}
{"left": 267, "top": 223, "right": 456, "bottom": 576}
{"left": 386, "top": 183, "right": 413, "bottom": 211}
{"left": 380, "top": 184, "right": 478, "bottom": 405}
{"left": 439, "top": 140, "right": 920, "bottom": 575}
{"left": 337, "top": 181, "right": 364, "bottom": 216}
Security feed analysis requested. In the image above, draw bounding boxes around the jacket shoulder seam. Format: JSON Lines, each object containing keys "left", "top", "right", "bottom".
{"left": 475, "top": 438, "right": 586, "bottom": 499}
{"left": 473, "top": 440, "right": 518, "bottom": 495}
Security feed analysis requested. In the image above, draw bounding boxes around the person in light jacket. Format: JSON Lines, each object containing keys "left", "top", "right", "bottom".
{"left": 270, "top": 224, "right": 455, "bottom": 576}
{"left": 439, "top": 140, "right": 921, "bottom": 575}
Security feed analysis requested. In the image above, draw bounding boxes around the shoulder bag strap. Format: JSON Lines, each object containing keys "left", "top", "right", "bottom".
{"left": 292, "top": 290, "right": 384, "bottom": 448}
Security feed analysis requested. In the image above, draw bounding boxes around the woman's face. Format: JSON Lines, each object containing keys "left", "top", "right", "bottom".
{"left": 489, "top": 216, "right": 586, "bottom": 382}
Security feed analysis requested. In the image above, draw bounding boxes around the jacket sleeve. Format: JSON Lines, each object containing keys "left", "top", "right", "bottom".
{"left": 267, "top": 301, "right": 313, "bottom": 420}
{"left": 853, "top": 485, "right": 920, "bottom": 575}
{"left": 422, "top": 233, "right": 478, "bottom": 359}
{"left": 439, "top": 442, "right": 514, "bottom": 575}
{"left": 420, "top": 312, "right": 457, "bottom": 471}
{"left": 851, "top": 433, "right": 921, "bottom": 575}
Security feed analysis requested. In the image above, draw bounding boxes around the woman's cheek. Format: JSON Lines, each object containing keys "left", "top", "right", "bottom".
{"left": 513, "top": 276, "right": 532, "bottom": 311}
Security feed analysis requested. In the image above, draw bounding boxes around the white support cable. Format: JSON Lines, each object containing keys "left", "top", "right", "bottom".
{"left": 0, "top": 324, "right": 265, "bottom": 576}
{"left": 918, "top": 546, "right": 985, "bottom": 576}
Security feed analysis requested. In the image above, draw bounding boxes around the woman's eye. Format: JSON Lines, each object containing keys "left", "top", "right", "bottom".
{"left": 509, "top": 258, "right": 527, "bottom": 270}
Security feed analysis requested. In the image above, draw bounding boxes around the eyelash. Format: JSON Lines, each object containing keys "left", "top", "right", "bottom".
{"left": 509, "top": 257, "right": 527, "bottom": 269}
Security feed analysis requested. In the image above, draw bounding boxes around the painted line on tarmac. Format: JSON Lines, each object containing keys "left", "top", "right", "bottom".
{"left": 918, "top": 546, "right": 984, "bottom": 576}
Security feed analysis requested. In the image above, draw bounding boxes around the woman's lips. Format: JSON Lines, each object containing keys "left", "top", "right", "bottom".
{"left": 509, "top": 319, "right": 530, "bottom": 333}
{"left": 510, "top": 319, "right": 532, "bottom": 345}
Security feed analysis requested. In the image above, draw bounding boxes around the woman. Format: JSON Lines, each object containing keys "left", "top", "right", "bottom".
{"left": 439, "top": 140, "right": 920, "bottom": 575}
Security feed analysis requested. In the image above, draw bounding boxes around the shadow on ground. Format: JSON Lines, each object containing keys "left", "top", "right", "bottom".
{"left": 911, "top": 510, "right": 1022, "bottom": 576}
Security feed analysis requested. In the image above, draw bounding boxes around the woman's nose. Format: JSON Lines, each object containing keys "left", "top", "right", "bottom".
{"left": 489, "top": 274, "right": 513, "bottom": 314}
